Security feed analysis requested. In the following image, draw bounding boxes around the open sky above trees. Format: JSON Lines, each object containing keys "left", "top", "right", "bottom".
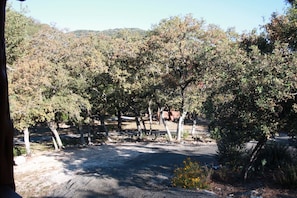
{"left": 9, "top": 0, "right": 288, "bottom": 33}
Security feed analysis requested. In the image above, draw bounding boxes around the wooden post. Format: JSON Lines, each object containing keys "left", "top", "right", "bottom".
{"left": 0, "top": 0, "right": 15, "bottom": 191}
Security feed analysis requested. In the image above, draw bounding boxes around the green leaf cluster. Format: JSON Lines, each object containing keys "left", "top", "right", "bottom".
{"left": 204, "top": 3, "right": 297, "bottom": 179}
{"left": 6, "top": 1, "right": 297, "bottom": 155}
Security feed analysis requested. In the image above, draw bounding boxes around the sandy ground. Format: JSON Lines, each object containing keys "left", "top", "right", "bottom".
{"left": 14, "top": 141, "right": 218, "bottom": 198}
{"left": 13, "top": 118, "right": 297, "bottom": 198}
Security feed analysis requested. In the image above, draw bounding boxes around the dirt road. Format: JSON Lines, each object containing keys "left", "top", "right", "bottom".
{"left": 14, "top": 142, "right": 218, "bottom": 198}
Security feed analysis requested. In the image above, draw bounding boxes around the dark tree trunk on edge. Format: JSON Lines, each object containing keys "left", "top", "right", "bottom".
{"left": 0, "top": 0, "right": 15, "bottom": 191}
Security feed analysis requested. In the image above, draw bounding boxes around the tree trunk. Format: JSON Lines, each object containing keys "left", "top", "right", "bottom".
{"left": 158, "top": 107, "right": 162, "bottom": 125}
{"left": 135, "top": 116, "right": 143, "bottom": 139}
{"left": 77, "top": 123, "right": 86, "bottom": 145}
{"left": 47, "top": 121, "right": 64, "bottom": 150}
{"left": 88, "top": 118, "right": 95, "bottom": 145}
{"left": 177, "top": 111, "right": 187, "bottom": 142}
{"left": 177, "top": 84, "right": 187, "bottom": 142}
{"left": 52, "top": 137, "right": 58, "bottom": 151}
{"left": 100, "top": 114, "right": 109, "bottom": 137}
{"left": 191, "top": 113, "right": 198, "bottom": 136}
{"left": 117, "top": 110, "right": 122, "bottom": 132}
{"left": 0, "top": 0, "right": 15, "bottom": 190}
{"left": 88, "top": 128, "right": 95, "bottom": 145}
{"left": 243, "top": 138, "right": 266, "bottom": 180}
{"left": 148, "top": 100, "right": 153, "bottom": 134}
{"left": 140, "top": 116, "right": 147, "bottom": 134}
{"left": 161, "top": 108, "right": 173, "bottom": 142}
{"left": 23, "top": 127, "right": 31, "bottom": 156}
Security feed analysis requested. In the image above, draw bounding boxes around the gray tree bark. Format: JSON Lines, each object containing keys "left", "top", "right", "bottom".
{"left": 177, "top": 111, "right": 187, "bottom": 142}
{"left": 48, "top": 121, "right": 64, "bottom": 150}
{"left": 23, "top": 127, "right": 31, "bottom": 156}
{"left": 160, "top": 108, "right": 173, "bottom": 142}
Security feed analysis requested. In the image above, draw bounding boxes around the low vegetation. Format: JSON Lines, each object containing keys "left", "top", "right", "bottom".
{"left": 212, "top": 141, "right": 297, "bottom": 188}
{"left": 172, "top": 158, "right": 211, "bottom": 190}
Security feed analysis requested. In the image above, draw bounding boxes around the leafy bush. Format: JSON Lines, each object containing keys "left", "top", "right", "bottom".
{"left": 13, "top": 146, "right": 26, "bottom": 156}
{"left": 171, "top": 158, "right": 211, "bottom": 189}
{"left": 216, "top": 137, "right": 248, "bottom": 169}
{"left": 253, "top": 142, "right": 293, "bottom": 173}
{"left": 251, "top": 142, "right": 297, "bottom": 187}
{"left": 182, "top": 130, "right": 190, "bottom": 139}
{"left": 211, "top": 166, "right": 242, "bottom": 184}
{"left": 273, "top": 163, "right": 297, "bottom": 188}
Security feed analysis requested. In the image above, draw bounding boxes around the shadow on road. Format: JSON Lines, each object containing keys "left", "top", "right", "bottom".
{"left": 51, "top": 143, "right": 218, "bottom": 197}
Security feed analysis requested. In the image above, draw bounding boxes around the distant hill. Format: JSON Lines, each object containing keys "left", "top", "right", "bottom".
{"left": 71, "top": 28, "right": 147, "bottom": 37}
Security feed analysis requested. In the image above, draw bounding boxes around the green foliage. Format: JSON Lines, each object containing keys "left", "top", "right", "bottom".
{"left": 239, "top": 32, "right": 273, "bottom": 54}
{"left": 216, "top": 136, "right": 248, "bottom": 169}
{"left": 211, "top": 166, "right": 242, "bottom": 184}
{"left": 172, "top": 158, "right": 211, "bottom": 189}
{"left": 215, "top": 141, "right": 296, "bottom": 185}
{"left": 13, "top": 146, "right": 26, "bottom": 157}
{"left": 9, "top": 24, "right": 97, "bottom": 130}
{"left": 72, "top": 28, "right": 147, "bottom": 38}
{"left": 55, "top": 112, "right": 69, "bottom": 123}
{"left": 7, "top": 1, "right": 297, "bottom": 154}
{"left": 205, "top": 40, "right": 297, "bottom": 179}
{"left": 146, "top": 15, "right": 209, "bottom": 112}
{"left": 265, "top": 3, "right": 297, "bottom": 51}
{"left": 182, "top": 130, "right": 190, "bottom": 139}
{"left": 254, "top": 143, "right": 293, "bottom": 172}
{"left": 5, "top": 4, "right": 28, "bottom": 65}
{"left": 273, "top": 163, "right": 297, "bottom": 188}
{"left": 5, "top": 2, "right": 297, "bottom": 191}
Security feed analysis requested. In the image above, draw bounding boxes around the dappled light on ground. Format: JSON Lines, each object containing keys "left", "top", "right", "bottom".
{"left": 14, "top": 142, "right": 218, "bottom": 197}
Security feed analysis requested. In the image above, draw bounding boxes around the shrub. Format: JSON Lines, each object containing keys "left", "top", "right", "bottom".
{"left": 211, "top": 166, "right": 242, "bottom": 184}
{"left": 253, "top": 142, "right": 293, "bottom": 173}
{"left": 273, "top": 163, "right": 297, "bottom": 188}
{"left": 171, "top": 158, "right": 211, "bottom": 189}
{"left": 13, "top": 146, "right": 26, "bottom": 156}
{"left": 216, "top": 138, "right": 248, "bottom": 169}
{"left": 182, "top": 130, "right": 190, "bottom": 139}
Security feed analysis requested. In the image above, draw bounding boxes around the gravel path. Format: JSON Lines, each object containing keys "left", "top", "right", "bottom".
{"left": 15, "top": 142, "right": 218, "bottom": 198}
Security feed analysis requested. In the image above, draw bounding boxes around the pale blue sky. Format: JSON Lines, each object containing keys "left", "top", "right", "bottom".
{"left": 9, "top": 0, "right": 289, "bottom": 33}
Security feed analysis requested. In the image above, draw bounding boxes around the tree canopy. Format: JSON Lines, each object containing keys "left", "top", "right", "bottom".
{"left": 6, "top": 2, "right": 297, "bottom": 179}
